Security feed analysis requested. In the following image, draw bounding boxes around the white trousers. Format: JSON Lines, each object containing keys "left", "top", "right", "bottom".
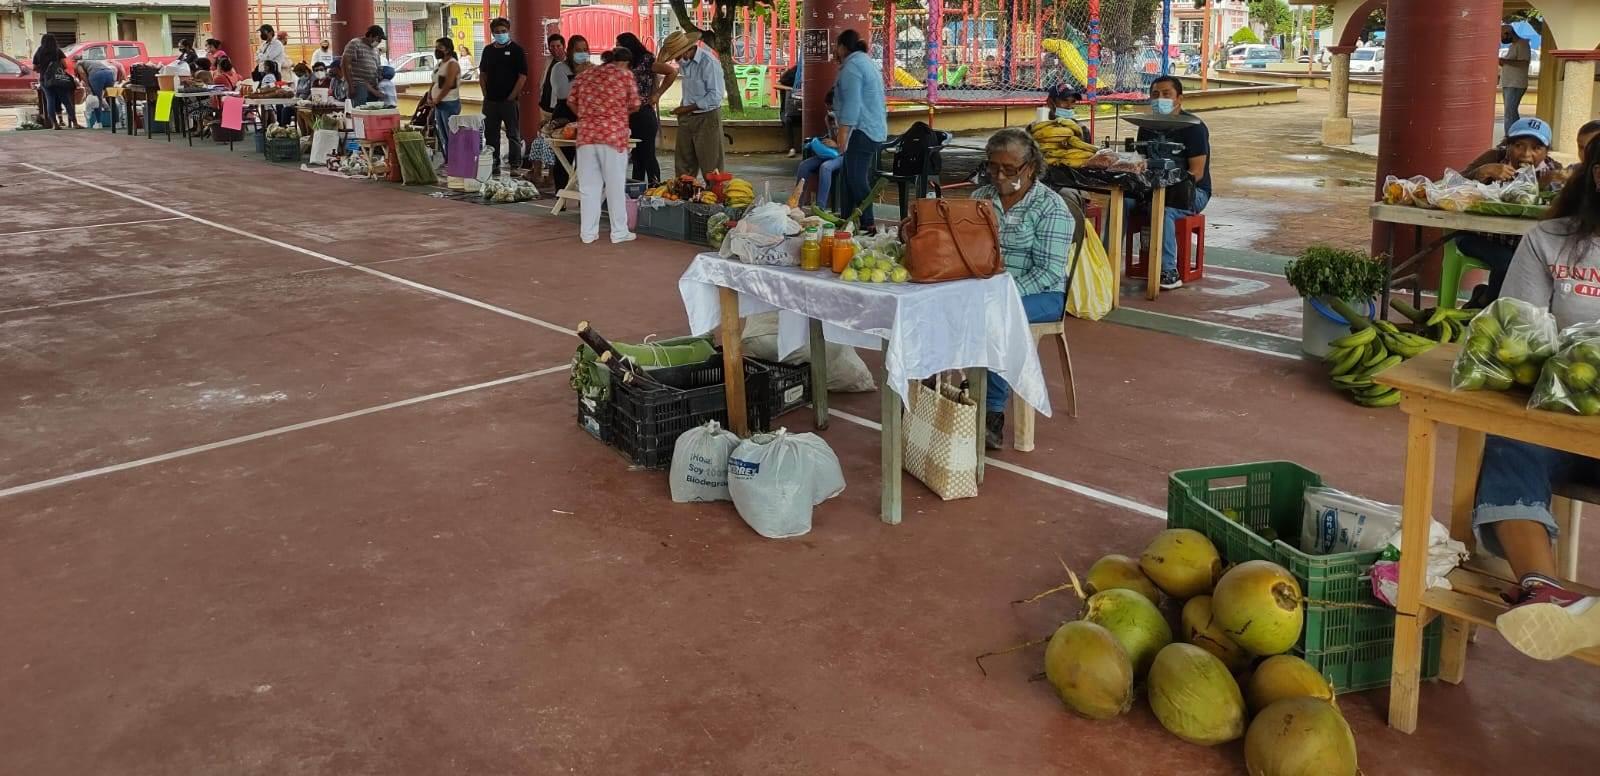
{"left": 577, "top": 144, "right": 632, "bottom": 243}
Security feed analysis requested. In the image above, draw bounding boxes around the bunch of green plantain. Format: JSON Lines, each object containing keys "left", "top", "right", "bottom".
{"left": 1390, "top": 298, "right": 1480, "bottom": 343}
{"left": 1323, "top": 299, "right": 1441, "bottom": 407}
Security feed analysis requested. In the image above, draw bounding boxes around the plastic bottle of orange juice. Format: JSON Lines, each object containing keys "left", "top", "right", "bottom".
{"left": 831, "top": 229, "right": 855, "bottom": 273}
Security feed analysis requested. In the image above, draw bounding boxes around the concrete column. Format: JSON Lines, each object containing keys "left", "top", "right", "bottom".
{"left": 801, "top": 0, "right": 871, "bottom": 141}
{"left": 332, "top": 0, "right": 374, "bottom": 52}
{"left": 510, "top": 0, "right": 559, "bottom": 138}
{"left": 160, "top": 14, "right": 172, "bottom": 51}
{"left": 1554, "top": 55, "right": 1599, "bottom": 156}
{"left": 107, "top": 13, "right": 118, "bottom": 40}
{"left": 1321, "top": 46, "right": 1355, "bottom": 146}
{"left": 1372, "top": 0, "right": 1501, "bottom": 272}
{"left": 210, "top": 0, "right": 251, "bottom": 73}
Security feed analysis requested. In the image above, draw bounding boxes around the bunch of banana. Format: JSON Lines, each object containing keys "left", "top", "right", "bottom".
{"left": 1029, "top": 119, "right": 1099, "bottom": 167}
{"left": 1324, "top": 320, "right": 1439, "bottom": 407}
{"left": 1391, "top": 298, "right": 1479, "bottom": 343}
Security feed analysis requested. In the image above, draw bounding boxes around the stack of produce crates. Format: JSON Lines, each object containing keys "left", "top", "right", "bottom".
{"left": 1167, "top": 461, "right": 1442, "bottom": 693}
{"left": 636, "top": 201, "right": 688, "bottom": 241}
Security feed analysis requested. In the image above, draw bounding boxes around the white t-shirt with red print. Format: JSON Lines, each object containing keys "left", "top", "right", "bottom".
{"left": 1504, "top": 218, "right": 1600, "bottom": 330}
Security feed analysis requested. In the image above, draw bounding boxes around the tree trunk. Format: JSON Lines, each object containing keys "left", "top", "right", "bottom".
{"left": 668, "top": 0, "right": 744, "bottom": 113}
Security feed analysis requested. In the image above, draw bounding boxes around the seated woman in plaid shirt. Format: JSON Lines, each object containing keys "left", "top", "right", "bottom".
{"left": 970, "top": 128, "right": 1074, "bottom": 450}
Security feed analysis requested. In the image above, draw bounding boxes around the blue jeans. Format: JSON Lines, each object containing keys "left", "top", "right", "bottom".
{"left": 1502, "top": 87, "right": 1526, "bottom": 134}
{"left": 45, "top": 85, "right": 76, "bottom": 126}
{"left": 350, "top": 83, "right": 373, "bottom": 105}
{"left": 841, "top": 130, "right": 880, "bottom": 229}
{"left": 433, "top": 98, "right": 461, "bottom": 162}
{"left": 987, "top": 292, "right": 1066, "bottom": 412}
{"left": 1122, "top": 187, "right": 1211, "bottom": 274}
{"left": 1474, "top": 436, "right": 1599, "bottom": 557}
{"left": 796, "top": 152, "right": 844, "bottom": 208}
{"left": 88, "top": 69, "right": 115, "bottom": 98}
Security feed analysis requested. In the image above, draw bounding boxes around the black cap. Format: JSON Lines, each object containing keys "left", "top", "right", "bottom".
{"left": 366, "top": 25, "right": 386, "bottom": 41}
{"left": 1048, "top": 83, "right": 1082, "bottom": 102}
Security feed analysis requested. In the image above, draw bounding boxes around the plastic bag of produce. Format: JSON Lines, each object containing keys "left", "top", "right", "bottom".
{"left": 1300, "top": 486, "right": 1401, "bottom": 556}
{"left": 727, "top": 430, "right": 846, "bottom": 539}
{"left": 1499, "top": 166, "right": 1541, "bottom": 206}
{"left": 1381, "top": 174, "right": 1429, "bottom": 206}
{"left": 669, "top": 420, "right": 741, "bottom": 503}
{"left": 1451, "top": 298, "right": 1560, "bottom": 391}
{"left": 1528, "top": 323, "right": 1600, "bottom": 415}
{"left": 1423, "top": 169, "right": 1493, "bottom": 212}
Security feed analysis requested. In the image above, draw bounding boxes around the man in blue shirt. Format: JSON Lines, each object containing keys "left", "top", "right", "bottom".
{"left": 832, "top": 29, "right": 887, "bottom": 228}
{"left": 661, "top": 30, "right": 725, "bottom": 177}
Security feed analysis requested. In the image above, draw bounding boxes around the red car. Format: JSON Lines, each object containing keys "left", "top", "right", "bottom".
{"left": 64, "top": 40, "right": 150, "bottom": 72}
{"left": 0, "top": 52, "right": 39, "bottom": 107}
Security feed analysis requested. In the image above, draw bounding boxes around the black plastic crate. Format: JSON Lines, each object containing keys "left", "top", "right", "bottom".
{"left": 577, "top": 394, "right": 609, "bottom": 443}
{"left": 685, "top": 203, "right": 731, "bottom": 245}
{"left": 636, "top": 203, "right": 688, "bottom": 240}
{"left": 265, "top": 136, "right": 301, "bottom": 162}
{"left": 754, "top": 359, "right": 811, "bottom": 423}
{"left": 607, "top": 356, "right": 772, "bottom": 469}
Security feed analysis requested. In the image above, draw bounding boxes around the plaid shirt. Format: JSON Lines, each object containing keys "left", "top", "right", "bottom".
{"left": 971, "top": 182, "right": 1073, "bottom": 296}
{"left": 341, "top": 38, "right": 380, "bottom": 91}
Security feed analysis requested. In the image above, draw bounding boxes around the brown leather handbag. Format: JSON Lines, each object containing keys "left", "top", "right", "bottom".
{"left": 900, "top": 198, "right": 1004, "bottom": 282}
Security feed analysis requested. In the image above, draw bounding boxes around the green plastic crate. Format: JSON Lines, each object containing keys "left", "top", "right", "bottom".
{"left": 1168, "top": 461, "right": 1441, "bottom": 693}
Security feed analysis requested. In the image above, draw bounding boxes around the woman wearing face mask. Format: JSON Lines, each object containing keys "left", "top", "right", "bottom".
{"left": 256, "top": 25, "right": 289, "bottom": 75}
{"left": 547, "top": 35, "right": 588, "bottom": 192}
{"left": 971, "top": 128, "right": 1075, "bottom": 450}
{"left": 429, "top": 38, "right": 463, "bottom": 164}
{"left": 569, "top": 46, "right": 641, "bottom": 244}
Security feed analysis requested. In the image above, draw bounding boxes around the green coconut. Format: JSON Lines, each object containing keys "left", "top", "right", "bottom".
{"left": 1246, "top": 655, "right": 1337, "bottom": 714}
{"left": 1043, "top": 620, "right": 1135, "bottom": 720}
{"left": 1244, "top": 697, "right": 1358, "bottom": 776}
{"left": 1139, "top": 529, "right": 1222, "bottom": 600}
{"left": 1147, "top": 643, "right": 1247, "bottom": 746}
{"left": 1083, "top": 588, "right": 1173, "bottom": 677}
{"left": 1180, "top": 595, "right": 1252, "bottom": 673}
{"left": 1212, "top": 560, "right": 1305, "bottom": 656}
{"left": 1085, "top": 554, "right": 1162, "bottom": 604}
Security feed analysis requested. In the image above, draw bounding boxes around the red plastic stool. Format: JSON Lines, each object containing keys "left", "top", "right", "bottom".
{"left": 1083, "top": 200, "right": 1104, "bottom": 234}
{"left": 1123, "top": 214, "right": 1151, "bottom": 279}
{"left": 1175, "top": 213, "right": 1206, "bottom": 282}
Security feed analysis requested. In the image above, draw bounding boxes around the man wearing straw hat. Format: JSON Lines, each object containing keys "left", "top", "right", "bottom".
{"left": 659, "top": 30, "right": 725, "bottom": 178}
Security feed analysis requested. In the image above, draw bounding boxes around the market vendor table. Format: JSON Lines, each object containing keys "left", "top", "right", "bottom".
{"left": 680, "top": 255, "right": 1052, "bottom": 524}
{"left": 1370, "top": 203, "right": 1538, "bottom": 319}
{"left": 1046, "top": 164, "right": 1185, "bottom": 303}
{"left": 547, "top": 137, "right": 640, "bottom": 216}
{"left": 1374, "top": 345, "right": 1600, "bottom": 734}
{"left": 172, "top": 90, "right": 236, "bottom": 146}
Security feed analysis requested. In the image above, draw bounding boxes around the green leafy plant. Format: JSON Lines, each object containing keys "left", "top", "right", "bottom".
{"left": 1284, "top": 245, "right": 1388, "bottom": 302}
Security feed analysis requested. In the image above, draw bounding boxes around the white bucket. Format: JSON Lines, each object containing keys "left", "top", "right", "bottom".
{"left": 1035, "top": 106, "right": 1051, "bottom": 122}
{"left": 1302, "top": 297, "right": 1376, "bottom": 358}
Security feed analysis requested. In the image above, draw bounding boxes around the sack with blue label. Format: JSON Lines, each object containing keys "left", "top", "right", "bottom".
{"left": 1298, "top": 486, "right": 1402, "bottom": 556}
{"left": 728, "top": 430, "right": 845, "bottom": 539}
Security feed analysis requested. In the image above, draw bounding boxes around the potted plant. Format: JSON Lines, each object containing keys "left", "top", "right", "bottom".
{"left": 1284, "top": 245, "right": 1388, "bottom": 357}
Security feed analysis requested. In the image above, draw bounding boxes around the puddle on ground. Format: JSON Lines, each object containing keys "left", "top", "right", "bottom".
{"left": 1283, "top": 153, "right": 1332, "bottom": 162}
{"left": 1233, "top": 175, "right": 1370, "bottom": 191}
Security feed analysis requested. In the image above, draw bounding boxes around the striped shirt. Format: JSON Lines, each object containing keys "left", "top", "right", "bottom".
{"left": 341, "top": 37, "right": 381, "bottom": 91}
{"left": 678, "top": 46, "right": 724, "bottom": 113}
{"left": 971, "top": 182, "right": 1073, "bottom": 297}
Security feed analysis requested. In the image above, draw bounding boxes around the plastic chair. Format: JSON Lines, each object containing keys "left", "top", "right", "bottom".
{"left": 1010, "top": 195, "right": 1085, "bottom": 451}
{"left": 1175, "top": 213, "right": 1206, "bottom": 283}
{"left": 732, "top": 64, "right": 768, "bottom": 108}
{"left": 1439, "top": 239, "right": 1491, "bottom": 310}
{"left": 879, "top": 121, "right": 953, "bottom": 222}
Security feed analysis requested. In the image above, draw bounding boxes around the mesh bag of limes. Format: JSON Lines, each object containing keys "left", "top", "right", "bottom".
{"left": 1448, "top": 298, "right": 1600, "bottom": 415}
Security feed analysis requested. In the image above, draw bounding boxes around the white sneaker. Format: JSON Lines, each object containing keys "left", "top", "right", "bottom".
{"left": 581, "top": 236, "right": 598, "bottom": 245}
{"left": 611, "top": 232, "right": 637, "bottom": 245}
{"left": 1496, "top": 583, "right": 1600, "bottom": 660}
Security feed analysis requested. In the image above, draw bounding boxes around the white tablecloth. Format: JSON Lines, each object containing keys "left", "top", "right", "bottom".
{"left": 679, "top": 254, "right": 1052, "bottom": 416}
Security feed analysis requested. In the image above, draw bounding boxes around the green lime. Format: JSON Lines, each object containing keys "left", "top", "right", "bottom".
{"left": 1514, "top": 362, "right": 1541, "bottom": 386}
{"left": 1576, "top": 393, "right": 1600, "bottom": 416}
{"left": 1466, "top": 335, "right": 1495, "bottom": 358}
{"left": 1485, "top": 374, "right": 1515, "bottom": 391}
{"left": 1568, "top": 361, "right": 1598, "bottom": 391}
{"left": 1574, "top": 342, "right": 1600, "bottom": 366}
{"left": 1470, "top": 315, "right": 1504, "bottom": 339}
{"left": 1496, "top": 337, "right": 1530, "bottom": 366}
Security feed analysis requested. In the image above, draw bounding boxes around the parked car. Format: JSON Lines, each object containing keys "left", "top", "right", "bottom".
{"left": 63, "top": 40, "right": 151, "bottom": 72}
{"left": 1227, "top": 44, "right": 1281, "bottom": 69}
{"left": 388, "top": 51, "right": 438, "bottom": 88}
{"left": 0, "top": 52, "right": 37, "bottom": 106}
{"left": 1349, "top": 46, "right": 1384, "bottom": 74}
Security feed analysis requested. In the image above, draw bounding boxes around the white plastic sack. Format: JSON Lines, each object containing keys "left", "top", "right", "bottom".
{"left": 728, "top": 430, "right": 845, "bottom": 539}
{"left": 670, "top": 421, "right": 740, "bottom": 503}
{"left": 308, "top": 128, "right": 341, "bottom": 165}
{"left": 1370, "top": 520, "right": 1469, "bottom": 606}
{"left": 1299, "top": 486, "right": 1402, "bottom": 556}
{"left": 743, "top": 201, "right": 802, "bottom": 238}
{"left": 741, "top": 312, "right": 876, "bottom": 393}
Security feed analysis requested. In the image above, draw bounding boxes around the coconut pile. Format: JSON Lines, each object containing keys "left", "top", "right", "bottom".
{"left": 999, "top": 529, "right": 1358, "bottom": 776}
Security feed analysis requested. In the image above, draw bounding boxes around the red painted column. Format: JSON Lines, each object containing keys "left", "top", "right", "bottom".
{"left": 333, "top": 0, "right": 374, "bottom": 52}
{"left": 511, "top": 0, "right": 561, "bottom": 139}
{"left": 209, "top": 0, "right": 251, "bottom": 74}
{"left": 801, "top": 0, "right": 871, "bottom": 140}
{"left": 1372, "top": 0, "right": 1500, "bottom": 270}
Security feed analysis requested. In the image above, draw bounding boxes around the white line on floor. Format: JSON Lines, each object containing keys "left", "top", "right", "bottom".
{"left": 0, "top": 365, "right": 569, "bottom": 500}
{"left": 1205, "top": 264, "right": 1284, "bottom": 278}
{"left": 19, "top": 163, "right": 576, "bottom": 337}
{"left": 825, "top": 409, "right": 1166, "bottom": 520}
{"left": 0, "top": 216, "right": 183, "bottom": 238}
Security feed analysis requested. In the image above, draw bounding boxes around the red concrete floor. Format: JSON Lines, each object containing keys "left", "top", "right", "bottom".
{"left": 2, "top": 132, "right": 1598, "bottom": 775}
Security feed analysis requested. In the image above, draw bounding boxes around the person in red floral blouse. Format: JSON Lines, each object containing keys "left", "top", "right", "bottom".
{"left": 569, "top": 46, "right": 642, "bottom": 244}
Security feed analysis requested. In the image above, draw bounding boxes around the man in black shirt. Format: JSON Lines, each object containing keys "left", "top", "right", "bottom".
{"left": 1133, "top": 75, "right": 1211, "bottom": 290}
{"left": 478, "top": 17, "right": 528, "bottom": 176}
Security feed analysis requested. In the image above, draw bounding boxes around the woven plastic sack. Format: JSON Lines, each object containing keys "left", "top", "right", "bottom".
{"left": 1450, "top": 298, "right": 1559, "bottom": 391}
{"left": 1529, "top": 322, "right": 1600, "bottom": 416}
{"left": 728, "top": 430, "right": 845, "bottom": 539}
{"left": 1066, "top": 227, "right": 1113, "bottom": 321}
{"left": 669, "top": 421, "right": 740, "bottom": 503}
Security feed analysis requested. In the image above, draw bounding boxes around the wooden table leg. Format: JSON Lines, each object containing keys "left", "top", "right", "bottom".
{"left": 1389, "top": 413, "right": 1437, "bottom": 734}
{"left": 879, "top": 343, "right": 902, "bottom": 525}
{"left": 718, "top": 287, "right": 749, "bottom": 438}
{"left": 1146, "top": 185, "right": 1166, "bottom": 301}
{"left": 551, "top": 145, "right": 579, "bottom": 215}
{"left": 808, "top": 318, "right": 829, "bottom": 430}
{"left": 966, "top": 367, "right": 987, "bottom": 486}
{"left": 1107, "top": 186, "right": 1125, "bottom": 308}
{"left": 1436, "top": 427, "right": 1486, "bottom": 684}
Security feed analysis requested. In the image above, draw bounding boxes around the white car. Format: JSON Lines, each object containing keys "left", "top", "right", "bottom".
{"left": 1349, "top": 46, "right": 1384, "bottom": 74}
{"left": 388, "top": 52, "right": 438, "bottom": 88}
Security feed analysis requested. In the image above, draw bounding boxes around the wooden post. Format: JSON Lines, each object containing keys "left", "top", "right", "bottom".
{"left": 879, "top": 341, "right": 902, "bottom": 525}
{"left": 1107, "top": 186, "right": 1124, "bottom": 308}
{"left": 718, "top": 287, "right": 750, "bottom": 437}
{"left": 966, "top": 367, "right": 987, "bottom": 484}
{"left": 1145, "top": 185, "right": 1166, "bottom": 300}
{"left": 809, "top": 318, "right": 830, "bottom": 429}
{"left": 1388, "top": 413, "right": 1437, "bottom": 734}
